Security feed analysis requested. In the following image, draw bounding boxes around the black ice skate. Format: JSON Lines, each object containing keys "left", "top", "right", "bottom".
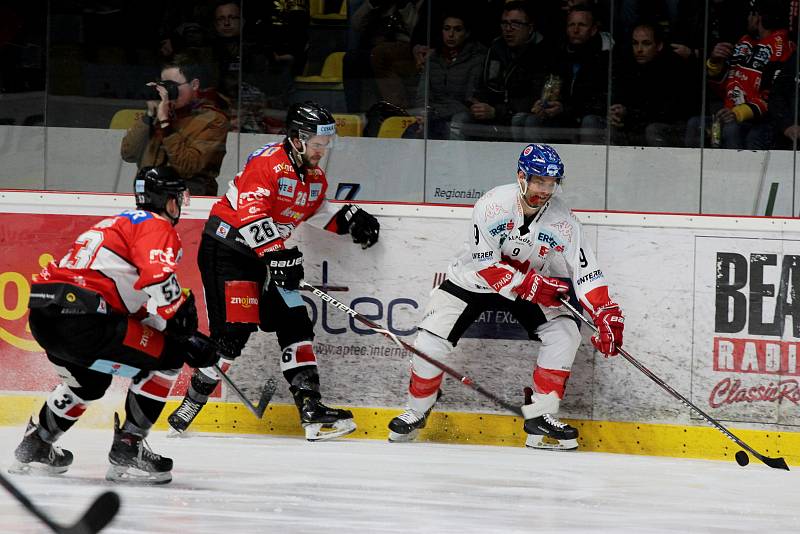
{"left": 8, "top": 418, "right": 73, "bottom": 475}
{"left": 387, "top": 409, "right": 429, "bottom": 443}
{"left": 523, "top": 413, "right": 579, "bottom": 451}
{"left": 294, "top": 390, "right": 356, "bottom": 442}
{"left": 106, "top": 413, "right": 173, "bottom": 484}
{"left": 167, "top": 396, "right": 205, "bottom": 437}
{"left": 387, "top": 391, "right": 441, "bottom": 443}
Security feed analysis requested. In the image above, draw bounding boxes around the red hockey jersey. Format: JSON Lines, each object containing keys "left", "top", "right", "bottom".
{"left": 712, "top": 29, "right": 795, "bottom": 121}
{"left": 34, "top": 209, "right": 187, "bottom": 324}
{"left": 205, "top": 139, "right": 344, "bottom": 257}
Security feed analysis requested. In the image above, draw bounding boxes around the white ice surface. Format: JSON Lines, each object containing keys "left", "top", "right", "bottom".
{"left": 0, "top": 426, "right": 797, "bottom": 533}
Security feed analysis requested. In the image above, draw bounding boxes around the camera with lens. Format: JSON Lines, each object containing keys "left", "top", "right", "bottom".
{"left": 144, "top": 80, "right": 180, "bottom": 101}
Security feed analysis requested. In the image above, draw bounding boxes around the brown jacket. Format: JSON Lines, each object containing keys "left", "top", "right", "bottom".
{"left": 121, "top": 98, "right": 230, "bottom": 196}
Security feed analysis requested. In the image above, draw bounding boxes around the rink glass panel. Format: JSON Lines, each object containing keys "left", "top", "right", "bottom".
{"left": 1, "top": 1, "right": 800, "bottom": 212}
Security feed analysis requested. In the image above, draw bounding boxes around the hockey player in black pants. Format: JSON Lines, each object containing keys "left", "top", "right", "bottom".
{"left": 167, "top": 102, "right": 380, "bottom": 441}
{"left": 388, "top": 144, "right": 625, "bottom": 449}
{"left": 9, "top": 167, "right": 218, "bottom": 484}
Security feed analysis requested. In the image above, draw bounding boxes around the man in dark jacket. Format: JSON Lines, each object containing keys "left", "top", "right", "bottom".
{"left": 449, "top": 1, "right": 552, "bottom": 141}
{"left": 519, "top": 5, "right": 611, "bottom": 144}
{"left": 608, "top": 23, "right": 698, "bottom": 146}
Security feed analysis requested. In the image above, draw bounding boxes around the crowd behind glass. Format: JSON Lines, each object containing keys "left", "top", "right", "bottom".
{"left": 2, "top": 0, "right": 800, "bottom": 187}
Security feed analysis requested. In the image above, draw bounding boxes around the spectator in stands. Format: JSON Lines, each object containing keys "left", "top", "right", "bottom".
{"left": 120, "top": 51, "right": 230, "bottom": 196}
{"left": 407, "top": 10, "right": 486, "bottom": 139}
{"left": 449, "top": 1, "right": 553, "bottom": 141}
{"left": 409, "top": 0, "right": 504, "bottom": 68}
{"left": 686, "top": 0, "right": 795, "bottom": 149}
{"left": 519, "top": 5, "right": 611, "bottom": 144}
{"left": 606, "top": 23, "right": 697, "bottom": 146}
{"left": 768, "top": 48, "right": 800, "bottom": 148}
{"left": 345, "top": 0, "right": 424, "bottom": 112}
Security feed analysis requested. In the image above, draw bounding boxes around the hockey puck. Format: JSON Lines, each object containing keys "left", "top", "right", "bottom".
{"left": 735, "top": 451, "right": 749, "bottom": 466}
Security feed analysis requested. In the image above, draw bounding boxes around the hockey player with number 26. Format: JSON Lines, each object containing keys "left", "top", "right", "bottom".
{"left": 389, "top": 144, "right": 624, "bottom": 449}
{"left": 168, "top": 101, "right": 380, "bottom": 441}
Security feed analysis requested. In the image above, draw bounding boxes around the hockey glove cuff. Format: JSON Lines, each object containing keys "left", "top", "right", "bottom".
{"left": 166, "top": 289, "right": 198, "bottom": 338}
{"left": 182, "top": 332, "right": 220, "bottom": 369}
{"left": 512, "top": 271, "right": 569, "bottom": 307}
{"left": 265, "top": 247, "right": 304, "bottom": 290}
{"left": 591, "top": 301, "right": 624, "bottom": 356}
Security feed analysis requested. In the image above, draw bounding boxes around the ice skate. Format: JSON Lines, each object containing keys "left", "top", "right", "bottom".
{"left": 294, "top": 390, "right": 356, "bottom": 442}
{"left": 387, "top": 408, "right": 429, "bottom": 443}
{"left": 167, "top": 396, "right": 205, "bottom": 437}
{"left": 388, "top": 390, "right": 441, "bottom": 442}
{"left": 8, "top": 419, "right": 73, "bottom": 475}
{"left": 523, "top": 413, "right": 578, "bottom": 450}
{"left": 106, "top": 413, "right": 173, "bottom": 484}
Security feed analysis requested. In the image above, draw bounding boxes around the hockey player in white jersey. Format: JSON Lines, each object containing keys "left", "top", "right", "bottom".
{"left": 388, "top": 143, "right": 625, "bottom": 449}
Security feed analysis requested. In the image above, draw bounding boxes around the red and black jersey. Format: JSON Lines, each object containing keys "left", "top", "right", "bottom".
{"left": 205, "top": 139, "right": 345, "bottom": 258}
{"left": 33, "top": 210, "right": 187, "bottom": 323}
{"left": 712, "top": 29, "right": 796, "bottom": 119}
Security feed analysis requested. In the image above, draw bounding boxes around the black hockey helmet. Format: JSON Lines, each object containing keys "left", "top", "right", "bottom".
{"left": 285, "top": 101, "right": 337, "bottom": 142}
{"left": 134, "top": 165, "right": 189, "bottom": 224}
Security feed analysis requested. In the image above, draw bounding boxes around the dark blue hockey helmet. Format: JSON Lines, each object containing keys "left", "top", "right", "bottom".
{"left": 517, "top": 144, "right": 565, "bottom": 182}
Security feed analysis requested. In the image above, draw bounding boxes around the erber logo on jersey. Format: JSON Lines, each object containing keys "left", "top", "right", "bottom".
{"left": 277, "top": 177, "right": 297, "bottom": 197}
{"left": 316, "top": 123, "right": 336, "bottom": 136}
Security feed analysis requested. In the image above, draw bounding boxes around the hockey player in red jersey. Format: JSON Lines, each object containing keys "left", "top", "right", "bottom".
{"left": 388, "top": 144, "right": 624, "bottom": 449}
{"left": 168, "top": 101, "right": 380, "bottom": 441}
{"left": 9, "top": 166, "right": 218, "bottom": 484}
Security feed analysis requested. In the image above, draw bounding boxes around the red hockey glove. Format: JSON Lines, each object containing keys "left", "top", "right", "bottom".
{"left": 591, "top": 302, "right": 624, "bottom": 356}
{"left": 513, "top": 271, "right": 569, "bottom": 307}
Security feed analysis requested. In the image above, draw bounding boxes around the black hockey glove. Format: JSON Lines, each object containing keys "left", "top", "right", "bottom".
{"left": 265, "top": 247, "right": 304, "bottom": 290}
{"left": 350, "top": 208, "right": 379, "bottom": 249}
{"left": 182, "top": 332, "right": 219, "bottom": 369}
{"left": 335, "top": 204, "right": 379, "bottom": 249}
{"left": 167, "top": 290, "right": 198, "bottom": 338}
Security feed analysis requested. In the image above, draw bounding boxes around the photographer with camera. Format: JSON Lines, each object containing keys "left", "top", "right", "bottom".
{"left": 121, "top": 51, "right": 230, "bottom": 196}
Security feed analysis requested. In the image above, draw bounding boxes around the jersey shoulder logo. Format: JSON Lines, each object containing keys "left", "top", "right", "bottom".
{"left": 119, "top": 209, "right": 153, "bottom": 224}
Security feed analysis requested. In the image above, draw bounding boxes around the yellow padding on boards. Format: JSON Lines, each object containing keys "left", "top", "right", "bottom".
{"left": 2, "top": 395, "right": 797, "bottom": 465}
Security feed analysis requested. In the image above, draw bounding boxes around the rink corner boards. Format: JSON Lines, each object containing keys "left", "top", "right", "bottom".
{"left": 1, "top": 394, "right": 797, "bottom": 466}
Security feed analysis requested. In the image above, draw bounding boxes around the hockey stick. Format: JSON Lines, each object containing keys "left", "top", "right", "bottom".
{"left": 300, "top": 281, "right": 524, "bottom": 417}
{"left": 558, "top": 297, "right": 790, "bottom": 471}
{"left": 300, "top": 284, "right": 348, "bottom": 292}
{"left": 0, "top": 472, "right": 120, "bottom": 533}
{"left": 214, "top": 363, "right": 277, "bottom": 419}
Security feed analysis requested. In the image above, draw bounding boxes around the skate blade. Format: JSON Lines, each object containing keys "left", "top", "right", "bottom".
{"left": 166, "top": 426, "right": 191, "bottom": 439}
{"left": 388, "top": 429, "right": 420, "bottom": 443}
{"left": 105, "top": 464, "right": 172, "bottom": 485}
{"left": 304, "top": 419, "right": 357, "bottom": 442}
{"left": 7, "top": 460, "right": 69, "bottom": 476}
{"left": 525, "top": 434, "right": 578, "bottom": 451}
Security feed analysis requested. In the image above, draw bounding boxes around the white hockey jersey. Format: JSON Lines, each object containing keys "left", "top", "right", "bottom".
{"left": 446, "top": 183, "right": 612, "bottom": 312}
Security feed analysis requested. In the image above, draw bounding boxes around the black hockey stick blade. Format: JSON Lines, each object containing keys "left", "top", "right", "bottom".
{"left": 1, "top": 469, "right": 120, "bottom": 534}
{"left": 559, "top": 297, "right": 790, "bottom": 471}
{"left": 62, "top": 491, "right": 121, "bottom": 534}
{"left": 214, "top": 364, "right": 277, "bottom": 418}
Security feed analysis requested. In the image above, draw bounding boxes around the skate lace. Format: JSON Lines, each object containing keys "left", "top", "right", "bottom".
{"left": 543, "top": 413, "right": 567, "bottom": 429}
{"left": 397, "top": 409, "right": 424, "bottom": 424}
{"left": 47, "top": 444, "right": 66, "bottom": 461}
{"left": 137, "top": 439, "right": 162, "bottom": 463}
{"left": 174, "top": 399, "right": 202, "bottom": 421}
